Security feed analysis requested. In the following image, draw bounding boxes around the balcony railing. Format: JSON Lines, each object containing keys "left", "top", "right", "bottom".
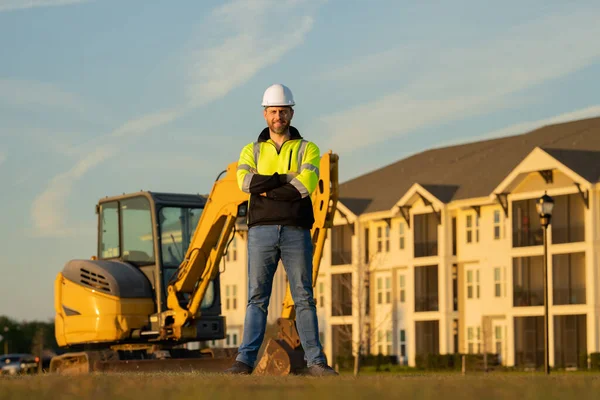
{"left": 513, "top": 229, "right": 543, "bottom": 248}
{"left": 513, "top": 288, "right": 544, "bottom": 307}
{"left": 415, "top": 294, "right": 439, "bottom": 312}
{"left": 414, "top": 241, "right": 438, "bottom": 258}
{"left": 552, "top": 225, "right": 585, "bottom": 244}
{"left": 553, "top": 287, "right": 586, "bottom": 305}
{"left": 515, "top": 351, "right": 544, "bottom": 368}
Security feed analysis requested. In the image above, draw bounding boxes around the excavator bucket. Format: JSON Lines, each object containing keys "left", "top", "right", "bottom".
{"left": 253, "top": 318, "right": 307, "bottom": 376}
{"left": 253, "top": 340, "right": 306, "bottom": 375}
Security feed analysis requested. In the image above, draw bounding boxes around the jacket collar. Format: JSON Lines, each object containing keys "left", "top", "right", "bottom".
{"left": 257, "top": 126, "right": 302, "bottom": 142}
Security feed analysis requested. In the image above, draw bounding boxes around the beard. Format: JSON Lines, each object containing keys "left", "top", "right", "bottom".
{"left": 269, "top": 120, "right": 289, "bottom": 135}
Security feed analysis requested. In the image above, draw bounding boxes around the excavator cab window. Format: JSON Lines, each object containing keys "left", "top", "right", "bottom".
{"left": 158, "top": 206, "right": 215, "bottom": 309}
{"left": 98, "top": 197, "right": 155, "bottom": 265}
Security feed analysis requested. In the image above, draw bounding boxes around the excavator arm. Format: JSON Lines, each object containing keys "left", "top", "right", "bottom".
{"left": 160, "top": 161, "right": 249, "bottom": 340}
{"left": 161, "top": 151, "right": 339, "bottom": 346}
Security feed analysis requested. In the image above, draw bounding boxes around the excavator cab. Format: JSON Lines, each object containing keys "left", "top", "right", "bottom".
{"left": 54, "top": 192, "right": 226, "bottom": 350}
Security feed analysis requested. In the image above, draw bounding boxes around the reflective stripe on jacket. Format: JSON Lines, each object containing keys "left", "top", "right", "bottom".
{"left": 236, "top": 126, "right": 320, "bottom": 229}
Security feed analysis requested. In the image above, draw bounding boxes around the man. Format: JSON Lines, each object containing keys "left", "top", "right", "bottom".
{"left": 224, "top": 84, "right": 337, "bottom": 377}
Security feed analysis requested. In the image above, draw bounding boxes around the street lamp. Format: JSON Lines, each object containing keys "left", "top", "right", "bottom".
{"left": 536, "top": 192, "right": 554, "bottom": 375}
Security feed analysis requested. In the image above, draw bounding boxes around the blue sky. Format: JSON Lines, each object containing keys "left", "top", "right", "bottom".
{"left": 1, "top": 0, "right": 600, "bottom": 321}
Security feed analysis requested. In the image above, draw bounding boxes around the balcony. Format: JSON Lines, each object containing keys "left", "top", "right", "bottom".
{"left": 553, "top": 286, "right": 586, "bottom": 305}
{"left": 512, "top": 228, "right": 543, "bottom": 248}
{"left": 513, "top": 288, "right": 544, "bottom": 307}
{"left": 331, "top": 250, "right": 352, "bottom": 266}
{"left": 415, "top": 294, "right": 439, "bottom": 312}
{"left": 552, "top": 225, "right": 585, "bottom": 244}
{"left": 414, "top": 241, "right": 438, "bottom": 258}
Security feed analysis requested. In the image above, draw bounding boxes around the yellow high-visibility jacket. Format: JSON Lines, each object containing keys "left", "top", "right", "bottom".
{"left": 236, "top": 126, "right": 320, "bottom": 229}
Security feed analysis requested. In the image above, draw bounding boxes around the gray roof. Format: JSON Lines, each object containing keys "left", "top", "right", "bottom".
{"left": 339, "top": 116, "right": 600, "bottom": 215}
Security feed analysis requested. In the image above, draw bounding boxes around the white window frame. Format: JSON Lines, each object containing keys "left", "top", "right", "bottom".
{"left": 493, "top": 210, "right": 502, "bottom": 240}
{"left": 466, "top": 214, "right": 480, "bottom": 244}
{"left": 466, "top": 268, "right": 480, "bottom": 299}
{"left": 385, "top": 276, "right": 391, "bottom": 304}
{"left": 376, "top": 225, "right": 390, "bottom": 253}
{"left": 493, "top": 267, "right": 506, "bottom": 298}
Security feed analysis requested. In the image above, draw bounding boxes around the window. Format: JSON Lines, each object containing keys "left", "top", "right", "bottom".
{"left": 414, "top": 213, "right": 438, "bottom": 257}
{"left": 376, "top": 276, "right": 390, "bottom": 304}
{"left": 377, "top": 330, "right": 383, "bottom": 354}
{"left": 466, "top": 268, "right": 480, "bottom": 299}
{"left": 386, "top": 330, "right": 392, "bottom": 355}
{"left": 494, "top": 326, "right": 503, "bottom": 362}
{"left": 553, "top": 252, "right": 586, "bottom": 305}
{"left": 121, "top": 197, "right": 155, "bottom": 264}
{"left": 554, "top": 314, "right": 587, "bottom": 368}
{"left": 551, "top": 194, "right": 585, "bottom": 244}
{"left": 514, "top": 316, "right": 544, "bottom": 367}
{"left": 414, "top": 265, "right": 438, "bottom": 312}
{"left": 399, "top": 330, "right": 407, "bottom": 363}
{"left": 493, "top": 210, "right": 502, "bottom": 240}
{"left": 494, "top": 267, "right": 506, "bottom": 298}
{"left": 100, "top": 201, "right": 120, "bottom": 258}
{"left": 318, "top": 282, "right": 325, "bottom": 308}
{"left": 466, "top": 215, "right": 472, "bottom": 243}
{"left": 226, "top": 332, "right": 239, "bottom": 347}
{"left": 331, "top": 223, "right": 353, "bottom": 265}
{"left": 513, "top": 256, "right": 544, "bottom": 307}
{"left": 466, "top": 214, "right": 479, "bottom": 244}
{"left": 225, "top": 285, "right": 238, "bottom": 310}
{"left": 512, "top": 199, "right": 543, "bottom": 247}
{"left": 377, "top": 225, "right": 390, "bottom": 253}
{"left": 232, "top": 285, "right": 237, "bottom": 310}
{"left": 364, "top": 228, "right": 370, "bottom": 263}
{"left": 332, "top": 273, "right": 352, "bottom": 316}
{"left": 385, "top": 277, "right": 391, "bottom": 304}
{"left": 452, "top": 264, "right": 458, "bottom": 311}
{"left": 467, "top": 326, "right": 481, "bottom": 354}
{"left": 415, "top": 320, "right": 439, "bottom": 356}
{"left": 399, "top": 275, "right": 406, "bottom": 303}
{"left": 399, "top": 222, "right": 406, "bottom": 250}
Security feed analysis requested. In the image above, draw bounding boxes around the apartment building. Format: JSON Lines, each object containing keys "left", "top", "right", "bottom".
{"left": 214, "top": 116, "right": 600, "bottom": 369}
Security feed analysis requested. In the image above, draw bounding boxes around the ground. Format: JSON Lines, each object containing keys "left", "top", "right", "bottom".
{"left": 1, "top": 372, "right": 599, "bottom": 399}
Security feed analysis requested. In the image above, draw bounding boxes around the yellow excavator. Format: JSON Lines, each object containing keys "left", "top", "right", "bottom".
{"left": 49, "top": 151, "right": 338, "bottom": 375}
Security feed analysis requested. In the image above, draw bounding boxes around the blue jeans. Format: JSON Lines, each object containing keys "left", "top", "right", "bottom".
{"left": 235, "top": 224, "right": 326, "bottom": 368}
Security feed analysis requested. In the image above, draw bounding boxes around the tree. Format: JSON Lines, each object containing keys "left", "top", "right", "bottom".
{"left": 330, "top": 252, "right": 393, "bottom": 376}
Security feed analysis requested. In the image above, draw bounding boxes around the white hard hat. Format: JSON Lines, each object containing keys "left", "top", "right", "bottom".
{"left": 261, "top": 84, "right": 295, "bottom": 107}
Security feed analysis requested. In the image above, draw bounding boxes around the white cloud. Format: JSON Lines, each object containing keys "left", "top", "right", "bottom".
{"left": 0, "top": 0, "right": 90, "bottom": 12}
{"left": 320, "top": 8, "right": 600, "bottom": 153}
{"left": 0, "top": 79, "right": 85, "bottom": 113}
{"left": 30, "top": 0, "right": 319, "bottom": 237}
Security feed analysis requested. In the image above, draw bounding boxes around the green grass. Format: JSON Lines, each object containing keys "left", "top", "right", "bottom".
{"left": 1, "top": 372, "right": 600, "bottom": 400}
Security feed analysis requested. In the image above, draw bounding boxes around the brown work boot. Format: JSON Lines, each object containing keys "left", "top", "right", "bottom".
{"left": 224, "top": 361, "right": 253, "bottom": 375}
{"left": 307, "top": 363, "right": 338, "bottom": 376}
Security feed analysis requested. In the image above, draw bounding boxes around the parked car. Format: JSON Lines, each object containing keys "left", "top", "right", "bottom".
{"left": 0, "top": 353, "right": 40, "bottom": 375}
